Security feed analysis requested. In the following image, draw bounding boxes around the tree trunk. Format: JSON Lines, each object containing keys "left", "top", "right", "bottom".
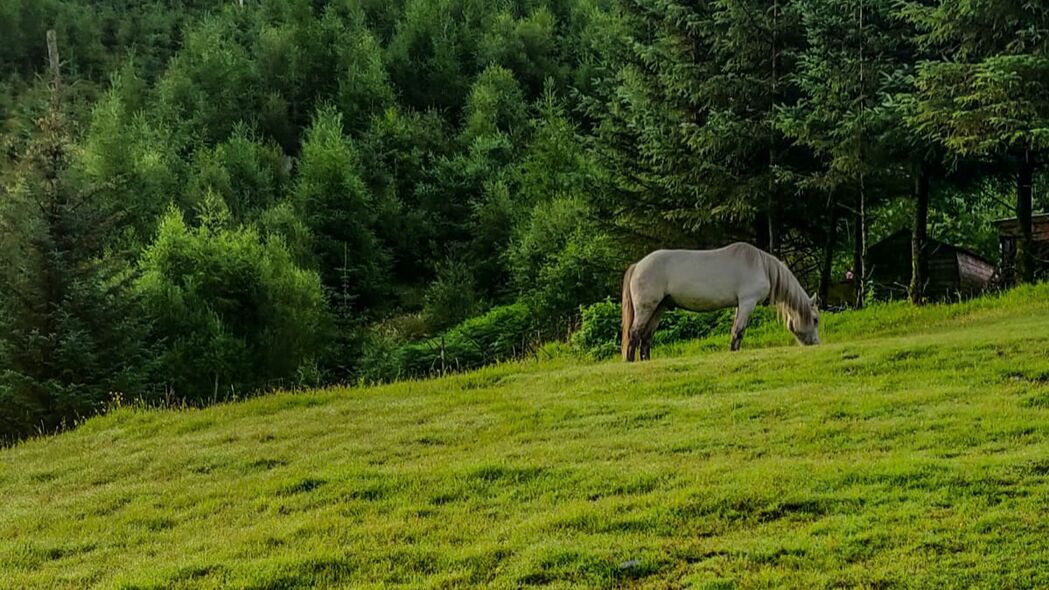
{"left": 853, "top": 188, "right": 866, "bottom": 309}
{"left": 1016, "top": 154, "right": 1035, "bottom": 284}
{"left": 46, "top": 30, "right": 61, "bottom": 94}
{"left": 768, "top": 0, "right": 780, "bottom": 258}
{"left": 754, "top": 211, "right": 771, "bottom": 252}
{"left": 767, "top": 203, "right": 778, "bottom": 256}
{"left": 854, "top": 0, "right": 867, "bottom": 308}
{"left": 910, "top": 162, "right": 930, "bottom": 304}
{"left": 819, "top": 203, "right": 837, "bottom": 305}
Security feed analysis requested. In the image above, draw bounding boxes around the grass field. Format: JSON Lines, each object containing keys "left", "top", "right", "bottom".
{"left": 3, "top": 286, "right": 1049, "bottom": 589}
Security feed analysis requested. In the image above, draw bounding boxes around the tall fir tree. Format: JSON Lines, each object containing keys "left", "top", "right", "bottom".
{"left": 779, "top": 0, "right": 911, "bottom": 307}
{"left": 0, "top": 31, "right": 148, "bottom": 440}
{"left": 903, "top": 0, "right": 1049, "bottom": 283}
{"left": 588, "top": 0, "right": 810, "bottom": 253}
{"left": 706, "top": 0, "right": 807, "bottom": 254}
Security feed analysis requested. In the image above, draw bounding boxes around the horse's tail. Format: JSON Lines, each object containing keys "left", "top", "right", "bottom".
{"left": 621, "top": 263, "right": 636, "bottom": 361}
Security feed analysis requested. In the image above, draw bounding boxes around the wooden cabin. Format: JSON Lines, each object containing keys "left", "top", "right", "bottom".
{"left": 866, "top": 230, "right": 996, "bottom": 301}
{"left": 994, "top": 213, "right": 1049, "bottom": 284}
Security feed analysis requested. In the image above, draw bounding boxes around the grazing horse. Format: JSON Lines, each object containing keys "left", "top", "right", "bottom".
{"left": 621, "top": 243, "right": 820, "bottom": 361}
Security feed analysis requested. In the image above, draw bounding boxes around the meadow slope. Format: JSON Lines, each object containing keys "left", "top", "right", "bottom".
{"left": 3, "top": 287, "right": 1049, "bottom": 589}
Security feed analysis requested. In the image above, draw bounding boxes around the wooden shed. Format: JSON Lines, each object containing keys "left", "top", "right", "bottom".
{"left": 994, "top": 213, "right": 1049, "bottom": 284}
{"left": 866, "top": 230, "right": 996, "bottom": 301}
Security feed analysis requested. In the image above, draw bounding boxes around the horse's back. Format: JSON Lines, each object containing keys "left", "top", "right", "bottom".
{"left": 632, "top": 244, "right": 769, "bottom": 311}
{"left": 634, "top": 243, "right": 763, "bottom": 280}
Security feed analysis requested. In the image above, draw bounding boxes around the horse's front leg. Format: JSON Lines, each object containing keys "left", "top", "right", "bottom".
{"left": 730, "top": 299, "right": 758, "bottom": 351}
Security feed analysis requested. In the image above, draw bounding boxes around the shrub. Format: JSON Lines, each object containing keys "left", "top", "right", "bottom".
{"left": 651, "top": 309, "right": 726, "bottom": 345}
{"left": 356, "top": 331, "right": 403, "bottom": 384}
{"left": 368, "top": 303, "right": 532, "bottom": 381}
{"left": 135, "top": 208, "right": 326, "bottom": 401}
{"left": 509, "top": 197, "right": 624, "bottom": 333}
{"left": 401, "top": 303, "right": 531, "bottom": 377}
{"left": 423, "top": 259, "right": 482, "bottom": 333}
{"left": 569, "top": 300, "right": 621, "bottom": 360}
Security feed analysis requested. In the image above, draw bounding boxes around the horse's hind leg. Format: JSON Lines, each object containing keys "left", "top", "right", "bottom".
{"left": 640, "top": 299, "right": 668, "bottom": 361}
{"left": 630, "top": 298, "right": 661, "bottom": 362}
{"left": 625, "top": 331, "right": 639, "bottom": 362}
{"left": 730, "top": 298, "right": 758, "bottom": 351}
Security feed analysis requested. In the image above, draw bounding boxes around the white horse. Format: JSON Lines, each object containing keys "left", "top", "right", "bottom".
{"left": 621, "top": 243, "right": 820, "bottom": 361}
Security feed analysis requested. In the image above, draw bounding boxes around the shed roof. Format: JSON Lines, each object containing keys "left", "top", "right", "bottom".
{"left": 870, "top": 229, "right": 993, "bottom": 266}
{"left": 992, "top": 212, "right": 1049, "bottom": 226}
{"left": 994, "top": 213, "right": 1049, "bottom": 241}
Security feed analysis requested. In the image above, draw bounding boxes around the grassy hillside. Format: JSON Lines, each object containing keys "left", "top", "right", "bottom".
{"left": 3, "top": 286, "right": 1049, "bottom": 589}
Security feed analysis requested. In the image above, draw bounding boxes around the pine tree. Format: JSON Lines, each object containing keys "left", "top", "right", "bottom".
{"left": 357, "top": 106, "right": 452, "bottom": 282}
{"left": 779, "top": 0, "right": 910, "bottom": 307}
{"left": 0, "top": 32, "right": 148, "bottom": 440}
{"left": 903, "top": 0, "right": 1049, "bottom": 283}
{"left": 706, "top": 0, "right": 807, "bottom": 254}
{"left": 585, "top": 0, "right": 724, "bottom": 245}
{"left": 80, "top": 62, "right": 184, "bottom": 243}
{"left": 866, "top": 0, "right": 964, "bottom": 305}
{"left": 293, "top": 107, "right": 390, "bottom": 311}
{"left": 385, "top": 0, "right": 497, "bottom": 118}
{"left": 588, "top": 0, "right": 810, "bottom": 252}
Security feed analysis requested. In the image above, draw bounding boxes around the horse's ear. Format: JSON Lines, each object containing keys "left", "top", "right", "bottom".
{"left": 810, "top": 293, "right": 820, "bottom": 306}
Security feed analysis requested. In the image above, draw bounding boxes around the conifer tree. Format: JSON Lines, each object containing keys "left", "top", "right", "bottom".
{"left": 903, "top": 0, "right": 1049, "bottom": 283}
{"left": 779, "top": 0, "right": 909, "bottom": 307}
{"left": 707, "top": 0, "right": 807, "bottom": 253}
{"left": 0, "top": 31, "right": 148, "bottom": 439}
{"left": 293, "top": 107, "right": 390, "bottom": 310}
{"left": 586, "top": 0, "right": 721, "bottom": 245}
{"left": 589, "top": 0, "right": 808, "bottom": 251}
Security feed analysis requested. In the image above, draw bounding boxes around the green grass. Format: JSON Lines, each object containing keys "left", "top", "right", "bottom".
{"left": 3, "top": 286, "right": 1049, "bottom": 589}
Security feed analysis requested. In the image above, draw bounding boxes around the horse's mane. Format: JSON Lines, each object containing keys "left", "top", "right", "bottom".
{"left": 760, "top": 251, "right": 814, "bottom": 325}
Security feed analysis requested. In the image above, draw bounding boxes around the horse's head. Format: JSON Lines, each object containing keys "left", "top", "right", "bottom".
{"left": 788, "top": 294, "right": 820, "bottom": 346}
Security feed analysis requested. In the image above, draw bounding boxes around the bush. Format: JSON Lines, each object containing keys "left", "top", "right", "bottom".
{"left": 423, "top": 259, "right": 482, "bottom": 333}
{"left": 356, "top": 331, "right": 403, "bottom": 384}
{"left": 509, "top": 197, "right": 624, "bottom": 333}
{"left": 366, "top": 303, "right": 532, "bottom": 381}
{"left": 135, "top": 208, "right": 326, "bottom": 401}
{"left": 653, "top": 310, "right": 731, "bottom": 345}
{"left": 569, "top": 300, "right": 621, "bottom": 360}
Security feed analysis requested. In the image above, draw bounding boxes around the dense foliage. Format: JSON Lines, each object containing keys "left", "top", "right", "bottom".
{"left": 135, "top": 206, "right": 326, "bottom": 401}
{"left": 363, "top": 303, "right": 533, "bottom": 381}
{"left": 0, "top": 0, "right": 1046, "bottom": 440}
